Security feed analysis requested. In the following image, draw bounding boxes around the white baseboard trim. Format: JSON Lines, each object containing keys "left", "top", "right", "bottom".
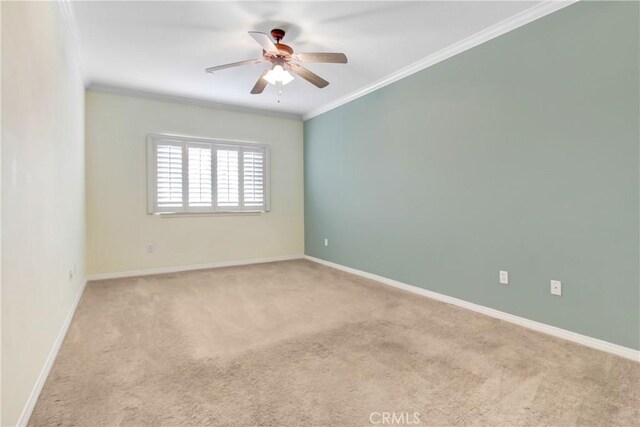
{"left": 16, "top": 278, "right": 88, "bottom": 427}
{"left": 16, "top": 255, "right": 302, "bottom": 424}
{"left": 86, "top": 255, "right": 304, "bottom": 281}
{"left": 305, "top": 255, "right": 639, "bottom": 362}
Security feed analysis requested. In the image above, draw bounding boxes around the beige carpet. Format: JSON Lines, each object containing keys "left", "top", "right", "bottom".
{"left": 30, "top": 260, "right": 639, "bottom": 426}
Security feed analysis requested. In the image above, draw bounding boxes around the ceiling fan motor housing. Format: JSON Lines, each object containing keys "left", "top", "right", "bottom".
{"left": 267, "top": 29, "right": 293, "bottom": 56}
{"left": 275, "top": 44, "right": 293, "bottom": 55}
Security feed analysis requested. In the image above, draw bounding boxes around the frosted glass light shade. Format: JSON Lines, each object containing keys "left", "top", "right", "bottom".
{"left": 263, "top": 65, "right": 294, "bottom": 85}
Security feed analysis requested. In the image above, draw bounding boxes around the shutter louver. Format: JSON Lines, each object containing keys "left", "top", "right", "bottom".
{"left": 243, "top": 150, "right": 265, "bottom": 208}
{"left": 187, "top": 144, "right": 212, "bottom": 209}
{"left": 156, "top": 143, "right": 184, "bottom": 211}
{"left": 216, "top": 149, "right": 240, "bottom": 207}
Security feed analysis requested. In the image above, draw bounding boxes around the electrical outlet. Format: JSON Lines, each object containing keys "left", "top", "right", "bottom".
{"left": 550, "top": 280, "right": 562, "bottom": 296}
{"left": 68, "top": 269, "right": 74, "bottom": 281}
{"left": 147, "top": 243, "right": 155, "bottom": 253}
{"left": 499, "top": 271, "right": 509, "bottom": 285}
{"left": 324, "top": 238, "right": 329, "bottom": 247}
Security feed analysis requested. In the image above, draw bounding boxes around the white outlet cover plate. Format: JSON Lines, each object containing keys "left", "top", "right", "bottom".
{"left": 550, "top": 280, "right": 562, "bottom": 296}
{"left": 499, "top": 271, "right": 509, "bottom": 285}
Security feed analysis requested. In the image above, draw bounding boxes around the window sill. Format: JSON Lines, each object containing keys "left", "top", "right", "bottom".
{"left": 153, "top": 211, "right": 265, "bottom": 218}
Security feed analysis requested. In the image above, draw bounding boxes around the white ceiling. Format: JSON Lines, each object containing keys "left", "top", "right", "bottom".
{"left": 71, "top": 1, "right": 547, "bottom": 118}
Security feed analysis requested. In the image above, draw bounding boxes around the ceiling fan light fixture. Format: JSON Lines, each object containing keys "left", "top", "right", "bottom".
{"left": 206, "top": 29, "right": 347, "bottom": 95}
{"left": 263, "top": 65, "right": 294, "bottom": 86}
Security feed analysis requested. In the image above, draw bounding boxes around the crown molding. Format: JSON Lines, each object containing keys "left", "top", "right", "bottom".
{"left": 302, "top": 0, "right": 579, "bottom": 121}
{"left": 87, "top": 84, "right": 303, "bottom": 121}
{"left": 62, "top": 0, "right": 300, "bottom": 119}
{"left": 67, "top": 0, "right": 578, "bottom": 123}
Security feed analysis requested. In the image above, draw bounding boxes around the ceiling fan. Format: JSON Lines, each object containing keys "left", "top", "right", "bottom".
{"left": 205, "top": 29, "right": 348, "bottom": 95}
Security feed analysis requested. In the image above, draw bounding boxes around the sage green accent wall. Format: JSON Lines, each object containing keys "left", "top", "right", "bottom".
{"left": 304, "top": 1, "right": 639, "bottom": 350}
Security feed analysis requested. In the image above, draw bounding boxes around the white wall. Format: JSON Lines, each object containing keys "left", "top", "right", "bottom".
{"left": 1, "top": 2, "right": 86, "bottom": 425}
{"left": 86, "top": 91, "right": 304, "bottom": 275}
{"left": 0, "top": 1, "right": 4, "bottom": 423}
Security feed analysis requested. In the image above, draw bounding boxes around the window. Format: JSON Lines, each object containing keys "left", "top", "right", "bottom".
{"left": 147, "top": 134, "right": 269, "bottom": 214}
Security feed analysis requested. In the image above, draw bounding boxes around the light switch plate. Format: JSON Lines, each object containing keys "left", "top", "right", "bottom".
{"left": 550, "top": 280, "right": 562, "bottom": 296}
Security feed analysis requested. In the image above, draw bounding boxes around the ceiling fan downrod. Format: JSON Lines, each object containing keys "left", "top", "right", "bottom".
{"left": 271, "top": 28, "right": 286, "bottom": 44}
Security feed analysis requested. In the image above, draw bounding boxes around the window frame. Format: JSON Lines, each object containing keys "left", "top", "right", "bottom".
{"left": 147, "top": 133, "right": 270, "bottom": 215}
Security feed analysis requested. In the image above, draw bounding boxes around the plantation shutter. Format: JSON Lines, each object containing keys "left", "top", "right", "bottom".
{"left": 153, "top": 140, "right": 185, "bottom": 212}
{"left": 216, "top": 147, "right": 240, "bottom": 210}
{"left": 187, "top": 143, "right": 213, "bottom": 212}
{"left": 148, "top": 135, "right": 269, "bottom": 214}
{"left": 242, "top": 148, "right": 266, "bottom": 209}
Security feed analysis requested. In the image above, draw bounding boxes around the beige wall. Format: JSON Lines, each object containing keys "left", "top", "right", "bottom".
{"left": 1, "top": 2, "right": 86, "bottom": 425}
{"left": 86, "top": 91, "right": 304, "bottom": 275}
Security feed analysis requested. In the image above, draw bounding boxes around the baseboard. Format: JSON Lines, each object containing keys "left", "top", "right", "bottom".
{"left": 15, "top": 255, "right": 302, "bottom": 424}
{"left": 86, "top": 255, "right": 304, "bottom": 281}
{"left": 16, "top": 278, "right": 88, "bottom": 427}
{"left": 305, "top": 255, "right": 640, "bottom": 362}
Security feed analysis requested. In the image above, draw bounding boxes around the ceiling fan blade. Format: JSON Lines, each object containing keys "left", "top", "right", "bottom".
{"left": 293, "top": 53, "right": 348, "bottom": 64}
{"left": 288, "top": 64, "right": 329, "bottom": 88}
{"left": 206, "top": 58, "right": 264, "bottom": 73}
{"left": 250, "top": 68, "right": 270, "bottom": 94}
{"left": 248, "top": 31, "right": 278, "bottom": 52}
